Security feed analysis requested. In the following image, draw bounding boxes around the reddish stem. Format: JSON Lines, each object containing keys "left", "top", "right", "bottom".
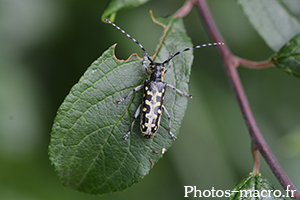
{"left": 173, "top": 0, "right": 195, "bottom": 18}
{"left": 235, "top": 56, "right": 274, "bottom": 69}
{"left": 252, "top": 145, "right": 259, "bottom": 175}
{"left": 196, "top": 0, "right": 299, "bottom": 198}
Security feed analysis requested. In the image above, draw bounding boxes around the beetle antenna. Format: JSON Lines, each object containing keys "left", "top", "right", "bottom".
{"left": 104, "top": 19, "right": 153, "bottom": 63}
{"left": 162, "top": 42, "right": 224, "bottom": 65}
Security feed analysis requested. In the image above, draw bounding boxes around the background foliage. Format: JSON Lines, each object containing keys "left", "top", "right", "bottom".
{"left": 0, "top": 0, "right": 299, "bottom": 199}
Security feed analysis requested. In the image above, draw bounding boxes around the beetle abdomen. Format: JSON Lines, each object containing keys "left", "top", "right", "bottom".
{"left": 140, "top": 81, "right": 166, "bottom": 139}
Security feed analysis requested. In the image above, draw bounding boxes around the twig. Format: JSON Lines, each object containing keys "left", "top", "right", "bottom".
{"left": 173, "top": 0, "right": 195, "bottom": 18}
{"left": 195, "top": 0, "right": 300, "bottom": 198}
{"left": 235, "top": 56, "right": 274, "bottom": 69}
{"left": 252, "top": 145, "right": 259, "bottom": 175}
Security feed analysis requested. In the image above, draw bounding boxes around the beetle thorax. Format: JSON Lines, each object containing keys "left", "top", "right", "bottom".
{"left": 148, "top": 63, "right": 165, "bottom": 82}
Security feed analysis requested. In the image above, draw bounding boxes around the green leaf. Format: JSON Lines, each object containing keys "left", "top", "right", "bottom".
{"left": 101, "top": 0, "right": 150, "bottom": 21}
{"left": 229, "top": 173, "right": 286, "bottom": 200}
{"left": 235, "top": 0, "right": 300, "bottom": 51}
{"left": 281, "top": 0, "right": 300, "bottom": 20}
{"left": 272, "top": 33, "right": 300, "bottom": 78}
{"left": 49, "top": 16, "right": 193, "bottom": 195}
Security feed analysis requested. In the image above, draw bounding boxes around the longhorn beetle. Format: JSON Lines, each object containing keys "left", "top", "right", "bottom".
{"left": 104, "top": 19, "right": 224, "bottom": 140}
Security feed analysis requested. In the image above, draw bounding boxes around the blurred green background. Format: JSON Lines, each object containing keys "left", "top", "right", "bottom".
{"left": 0, "top": 0, "right": 299, "bottom": 199}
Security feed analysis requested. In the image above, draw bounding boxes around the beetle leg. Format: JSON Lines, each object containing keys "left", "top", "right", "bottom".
{"left": 123, "top": 104, "right": 142, "bottom": 140}
{"left": 117, "top": 84, "right": 143, "bottom": 104}
{"left": 142, "top": 52, "right": 149, "bottom": 75}
{"left": 162, "top": 105, "right": 177, "bottom": 140}
{"left": 166, "top": 84, "right": 193, "bottom": 98}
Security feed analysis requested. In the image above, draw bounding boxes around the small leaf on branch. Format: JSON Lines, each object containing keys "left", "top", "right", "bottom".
{"left": 229, "top": 173, "right": 286, "bottom": 200}
{"left": 272, "top": 34, "right": 300, "bottom": 78}
{"left": 101, "top": 0, "right": 150, "bottom": 21}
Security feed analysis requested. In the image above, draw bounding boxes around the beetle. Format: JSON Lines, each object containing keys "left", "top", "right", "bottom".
{"left": 104, "top": 19, "right": 224, "bottom": 140}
